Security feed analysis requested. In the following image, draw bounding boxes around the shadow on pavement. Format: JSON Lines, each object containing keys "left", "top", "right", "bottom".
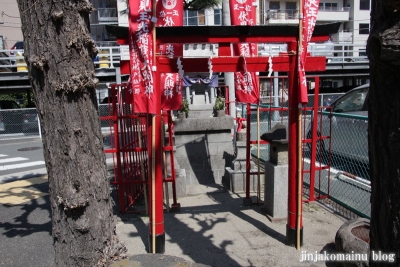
{"left": 118, "top": 185, "right": 288, "bottom": 267}
{"left": 0, "top": 181, "right": 54, "bottom": 267}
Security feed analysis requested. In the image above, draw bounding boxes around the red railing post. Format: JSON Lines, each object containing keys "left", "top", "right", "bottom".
{"left": 309, "top": 76, "right": 320, "bottom": 201}
{"left": 243, "top": 103, "right": 252, "bottom": 205}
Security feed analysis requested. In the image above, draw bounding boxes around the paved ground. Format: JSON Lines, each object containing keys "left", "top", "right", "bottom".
{"left": 115, "top": 185, "right": 347, "bottom": 267}
{"left": 0, "top": 175, "right": 53, "bottom": 267}
{"left": 0, "top": 175, "right": 348, "bottom": 267}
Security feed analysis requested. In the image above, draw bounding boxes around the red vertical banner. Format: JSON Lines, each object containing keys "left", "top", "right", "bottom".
{"left": 298, "top": 0, "right": 320, "bottom": 104}
{"left": 156, "top": 0, "right": 183, "bottom": 27}
{"left": 156, "top": 0, "right": 183, "bottom": 110}
{"left": 234, "top": 43, "right": 260, "bottom": 104}
{"left": 160, "top": 73, "right": 183, "bottom": 111}
{"left": 128, "top": 0, "right": 156, "bottom": 114}
{"left": 230, "top": 0, "right": 259, "bottom": 104}
{"left": 156, "top": 0, "right": 183, "bottom": 57}
{"left": 229, "top": 0, "right": 256, "bottom": 25}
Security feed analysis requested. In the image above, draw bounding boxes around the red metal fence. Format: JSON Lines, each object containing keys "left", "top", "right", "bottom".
{"left": 101, "top": 83, "right": 179, "bottom": 213}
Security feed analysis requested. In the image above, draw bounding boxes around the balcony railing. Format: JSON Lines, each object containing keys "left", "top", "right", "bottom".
{"left": 0, "top": 43, "right": 370, "bottom": 73}
{"left": 318, "top": 6, "right": 350, "bottom": 12}
{"left": 331, "top": 31, "right": 353, "bottom": 43}
{"left": 266, "top": 7, "right": 350, "bottom": 24}
{"left": 97, "top": 8, "right": 118, "bottom": 23}
{"left": 266, "top": 9, "right": 299, "bottom": 21}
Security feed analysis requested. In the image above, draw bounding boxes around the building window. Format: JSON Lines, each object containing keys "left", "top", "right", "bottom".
{"left": 214, "top": 9, "right": 222, "bottom": 25}
{"left": 184, "top": 10, "right": 206, "bottom": 26}
{"left": 360, "top": 0, "right": 370, "bottom": 10}
{"left": 286, "top": 2, "right": 297, "bottom": 10}
{"left": 198, "top": 10, "right": 205, "bottom": 25}
{"left": 269, "top": 1, "right": 280, "bottom": 10}
{"left": 359, "top": 23, "right": 369, "bottom": 34}
{"left": 359, "top": 49, "right": 367, "bottom": 56}
{"left": 319, "top": 2, "right": 338, "bottom": 11}
{"left": 286, "top": 2, "right": 297, "bottom": 18}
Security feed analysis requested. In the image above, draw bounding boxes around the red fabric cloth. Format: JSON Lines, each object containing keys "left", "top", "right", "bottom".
{"left": 298, "top": 0, "right": 320, "bottom": 104}
{"left": 128, "top": 0, "right": 156, "bottom": 114}
{"left": 236, "top": 118, "right": 246, "bottom": 132}
{"left": 229, "top": 0, "right": 256, "bottom": 25}
{"left": 160, "top": 73, "right": 183, "bottom": 111}
{"left": 156, "top": 0, "right": 183, "bottom": 111}
{"left": 229, "top": 0, "right": 260, "bottom": 104}
{"left": 232, "top": 43, "right": 260, "bottom": 104}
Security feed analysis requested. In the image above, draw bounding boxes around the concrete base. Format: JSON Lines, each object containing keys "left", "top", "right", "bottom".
{"left": 264, "top": 161, "right": 288, "bottom": 219}
{"left": 286, "top": 225, "right": 303, "bottom": 247}
{"left": 170, "top": 203, "right": 181, "bottom": 212}
{"left": 243, "top": 197, "right": 254, "bottom": 206}
{"left": 148, "top": 233, "right": 165, "bottom": 254}
{"left": 224, "top": 167, "right": 263, "bottom": 193}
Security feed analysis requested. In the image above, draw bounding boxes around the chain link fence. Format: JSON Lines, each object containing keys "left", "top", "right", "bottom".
{"left": 0, "top": 108, "right": 40, "bottom": 139}
{"left": 243, "top": 92, "right": 371, "bottom": 219}
{"left": 0, "top": 105, "right": 114, "bottom": 140}
{"left": 2, "top": 98, "right": 371, "bottom": 217}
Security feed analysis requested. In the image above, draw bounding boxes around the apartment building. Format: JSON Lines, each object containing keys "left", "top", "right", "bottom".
{"left": 0, "top": 0, "right": 370, "bottom": 90}
{"left": 88, "top": 0, "right": 370, "bottom": 45}
{"left": 0, "top": 0, "right": 370, "bottom": 48}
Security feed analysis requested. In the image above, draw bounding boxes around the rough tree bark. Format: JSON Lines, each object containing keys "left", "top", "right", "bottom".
{"left": 367, "top": 0, "right": 400, "bottom": 265}
{"left": 16, "top": 0, "right": 126, "bottom": 266}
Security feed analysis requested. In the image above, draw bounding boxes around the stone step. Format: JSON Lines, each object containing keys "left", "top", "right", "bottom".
{"left": 188, "top": 109, "right": 214, "bottom": 118}
{"left": 192, "top": 94, "right": 215, "bottom": 105}
{"left": 186, "top": 101, "right": 215, "bottom": 118}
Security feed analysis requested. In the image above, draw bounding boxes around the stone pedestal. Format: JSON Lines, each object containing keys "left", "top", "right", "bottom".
{"left": 264, "top": 160, "right": 288, "bottom": 220}
{"left": 224, "top": 140, "right": 264, "bottom": 194}
{"left": 261, "top": 124, "right": 289, "bottom": 221}
{"left": 173, "top": 116, "right": 235, "bottom": 194}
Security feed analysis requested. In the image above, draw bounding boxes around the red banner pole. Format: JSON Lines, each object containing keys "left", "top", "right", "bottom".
{"left": 296, "top": 0, "right": 304, "bottom": 251}
{"left": 286, "top": 41, "right": 303, "bottom": 247}
{"left": 148, "top": 0, "right": 165, "bottom": 254}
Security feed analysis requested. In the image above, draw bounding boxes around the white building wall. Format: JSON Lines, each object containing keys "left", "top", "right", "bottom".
{"left": 350, "top": 0, "right": 370, "bottom": 45}
{"left": 1, "top": 0, "right": 23, "bottom": 49}
{"left": 117, "top": 1, "right": 129, "bottom": 27}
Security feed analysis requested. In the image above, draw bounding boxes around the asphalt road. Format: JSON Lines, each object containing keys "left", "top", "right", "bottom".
{"left": 0, "top": 138, "right": 46, "bottom": 184}
{"left": 0, "top": 137, "right": 114, "bottom": 267}
{"left": 0, "top": 176, "right": 54, "bottom": 267}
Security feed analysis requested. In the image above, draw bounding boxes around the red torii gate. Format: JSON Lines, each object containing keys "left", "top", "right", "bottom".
{"left": 106, "top": 22, "right": 340, "bottom": 253}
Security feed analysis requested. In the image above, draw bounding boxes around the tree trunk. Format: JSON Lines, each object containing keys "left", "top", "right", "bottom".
{"left": 367, "top": 0, "right": 400, "bottom": 265}
{"left": 16, "top": 1, "right": 126, "bottom": 266}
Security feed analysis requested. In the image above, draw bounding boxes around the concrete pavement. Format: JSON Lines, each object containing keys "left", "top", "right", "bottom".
{"left": 115, "top": 184, "right": 347, "bottom": 267}
{"left": 0, "top": 174, "right": 53, "bottom": 267}
{"left": 0, "top": 173, "right": 349, "bottom": 267}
